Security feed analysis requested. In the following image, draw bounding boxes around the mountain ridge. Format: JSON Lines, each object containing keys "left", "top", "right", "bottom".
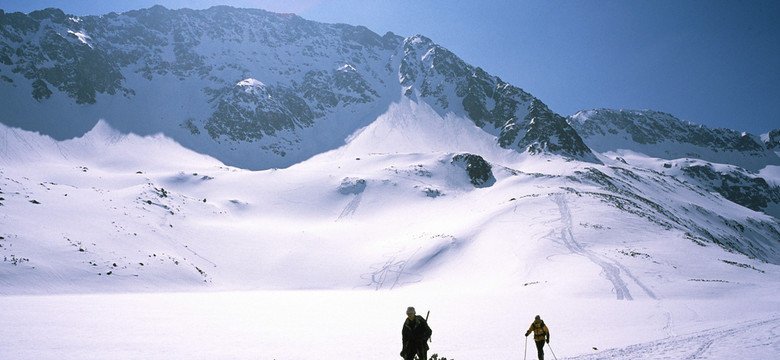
{"left": 1, "top": 6, "right": 596, "bottom": 169}
{"left": 2, "top": 7, "right": 776, "bottom": 171}
{"left": 568, "top": 108, "right": 779, "bottom": 172}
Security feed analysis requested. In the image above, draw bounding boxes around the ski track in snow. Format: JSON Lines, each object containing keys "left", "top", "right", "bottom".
{"left": 337, "top": 192, "right": 362, "bottom": 220}
{"left": 359, "top": 248, "right": 422, "bottom": 290}
{"left": 562, "top": 315, "right": 780, "bottom": 359}
{"left": 551, "top": 193, "right": 657, "bottom": 300}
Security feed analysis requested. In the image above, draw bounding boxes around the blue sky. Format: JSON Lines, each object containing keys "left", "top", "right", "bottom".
{"left": 2, "top": 0, "right": 778, "bottom": 135}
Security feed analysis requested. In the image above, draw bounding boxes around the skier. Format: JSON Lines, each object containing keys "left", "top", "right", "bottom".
{"left": 401, "top": 306, "right": 432, "bottom": 360}
{"left": 525, "top": 315, "right": 550, "bottom": 360}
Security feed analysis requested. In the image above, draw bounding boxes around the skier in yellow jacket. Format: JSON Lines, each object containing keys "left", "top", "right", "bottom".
{"left": 525, "top": 315, "right": 550, "bottom": 360}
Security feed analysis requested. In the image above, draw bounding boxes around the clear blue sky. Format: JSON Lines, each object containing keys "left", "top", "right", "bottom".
{"left": 2, "top": 0, "right": 778, "bottom": 135}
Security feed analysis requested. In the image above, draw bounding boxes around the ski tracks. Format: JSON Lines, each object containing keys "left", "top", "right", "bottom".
{"left": 561, "top": 315, "right": 780, "bottom": 359}
{"left": 359, "top": 248, "right": 423, "bottom": 290}
{"left": 550, "top": 193, "right": 656, "bottom": 301}
{"left": 337, "top": 193, "right": 362, "bottom": 221}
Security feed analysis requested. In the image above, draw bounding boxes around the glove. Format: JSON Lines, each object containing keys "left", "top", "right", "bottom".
{"left": 525, "top": 331, "right": 530, "bottom": 337}
{"left": 546, "top": 338, "right": 550, "bottom": 344}
{"left": 400, "top": 351, "right": 405, "bottom": 358}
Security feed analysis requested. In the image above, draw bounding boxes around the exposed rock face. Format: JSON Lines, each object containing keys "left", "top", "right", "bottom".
{"left": 765, "top": 129, "right": 780, "bottom": 151}
{"left": 451, "top": 153, "right": 495, "bottom": 188}
{"left": 338, "top": 177, "right": 367, "bottom": 195}
{"left": 681, "top": 164, "right": 780, "bottom": 219}
{"left": 521, "top": 100, "right": 595, "bottom": 161}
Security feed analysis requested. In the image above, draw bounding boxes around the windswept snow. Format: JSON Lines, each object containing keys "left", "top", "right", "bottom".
{"left": 1, "top": 113, "right": 779, "bottom": 359}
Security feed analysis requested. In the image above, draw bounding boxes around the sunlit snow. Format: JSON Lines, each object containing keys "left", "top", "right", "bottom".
{"left": 0, "top": 102, "right": 778, "bottom": 359}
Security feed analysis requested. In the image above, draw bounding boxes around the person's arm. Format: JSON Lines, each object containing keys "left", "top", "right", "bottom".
{"left": 401, "top": 324, "right": 408, "bottom": 357}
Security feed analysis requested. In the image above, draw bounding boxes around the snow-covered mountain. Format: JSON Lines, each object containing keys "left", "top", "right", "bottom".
{"left": 567, "top": 109, "right": 780, "bottom": 172}
{"left": 0, "top": 6, "right": 592, "bottom": 170}
{"left": 1, "top": 6, "right": 780, "bottom": 360}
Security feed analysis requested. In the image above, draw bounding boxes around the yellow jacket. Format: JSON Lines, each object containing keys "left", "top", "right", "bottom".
{"left": 525, "top": 319, "right": 549, "bottom": 342}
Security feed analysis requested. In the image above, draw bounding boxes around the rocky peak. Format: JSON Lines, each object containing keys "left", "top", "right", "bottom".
{"left": 397, "top": 33, "right": 592, "bottom": 162}
{"left": 520, "top": 100, "right": 597, "bottom": 161}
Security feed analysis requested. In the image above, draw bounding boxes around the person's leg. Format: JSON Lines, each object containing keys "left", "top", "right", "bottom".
{"left": 418, "top": 347, "right": 427, "bottom": 360}
{"left": 403, "top": 346, "right": 416, "bottom": 360}
{"left": 536, "top": 340, "right": 545, "bottom": 360}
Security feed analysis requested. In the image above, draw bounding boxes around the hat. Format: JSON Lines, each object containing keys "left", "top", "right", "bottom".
{"left": 406, "top": 306, "right": 416, "bottom": 314}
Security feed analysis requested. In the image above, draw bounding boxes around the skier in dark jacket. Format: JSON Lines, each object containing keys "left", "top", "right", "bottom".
{"left": 401, "top": 306, "right": 432, "bottom": 360}
{"left": 525, "top": 315, "right": 550, "bottom": 360}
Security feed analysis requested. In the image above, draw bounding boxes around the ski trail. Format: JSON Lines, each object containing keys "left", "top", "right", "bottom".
{"left": 359, "top": 248, "right": 422, "bottom": 290}
{"left": 552, "top": 193, "right": 632, "bottom": 300}
{"left": 562, "top": 314, "right": 780, "bottom": 359}
{"left": 614, "top": 260, "right": 658, "bottom": 299}
{"left": 551, "top": 193, "right": 656, "bottom": 301}
{"left": 337, "top": 193, "right": 362, "bottom": 221}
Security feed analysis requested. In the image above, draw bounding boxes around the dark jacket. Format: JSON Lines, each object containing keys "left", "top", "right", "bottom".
{"left": 402, "top": 315, "right": 432, "bottom": 351}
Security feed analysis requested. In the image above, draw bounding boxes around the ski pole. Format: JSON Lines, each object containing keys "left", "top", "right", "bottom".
{"left": 547, "top": 342, "right": 558, "bottom": 360}
{"left": 426, "top": 310, "right": 432, "bottom": 342}
{"left": 523, "top": 335, "right": 528, "bottom": 360}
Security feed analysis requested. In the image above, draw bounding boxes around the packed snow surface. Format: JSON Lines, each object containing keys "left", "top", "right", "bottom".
{"left": 1, "top": 101, "right": 779, "bottom": 359}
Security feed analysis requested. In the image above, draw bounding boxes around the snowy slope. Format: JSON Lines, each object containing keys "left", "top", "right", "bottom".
{"left": 1, "top": 107, "right": 779, "bottom": 359}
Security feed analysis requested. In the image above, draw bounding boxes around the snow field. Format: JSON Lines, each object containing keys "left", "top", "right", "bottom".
{"left": 2, "top": 287, "right": 778, "bottom": 359}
